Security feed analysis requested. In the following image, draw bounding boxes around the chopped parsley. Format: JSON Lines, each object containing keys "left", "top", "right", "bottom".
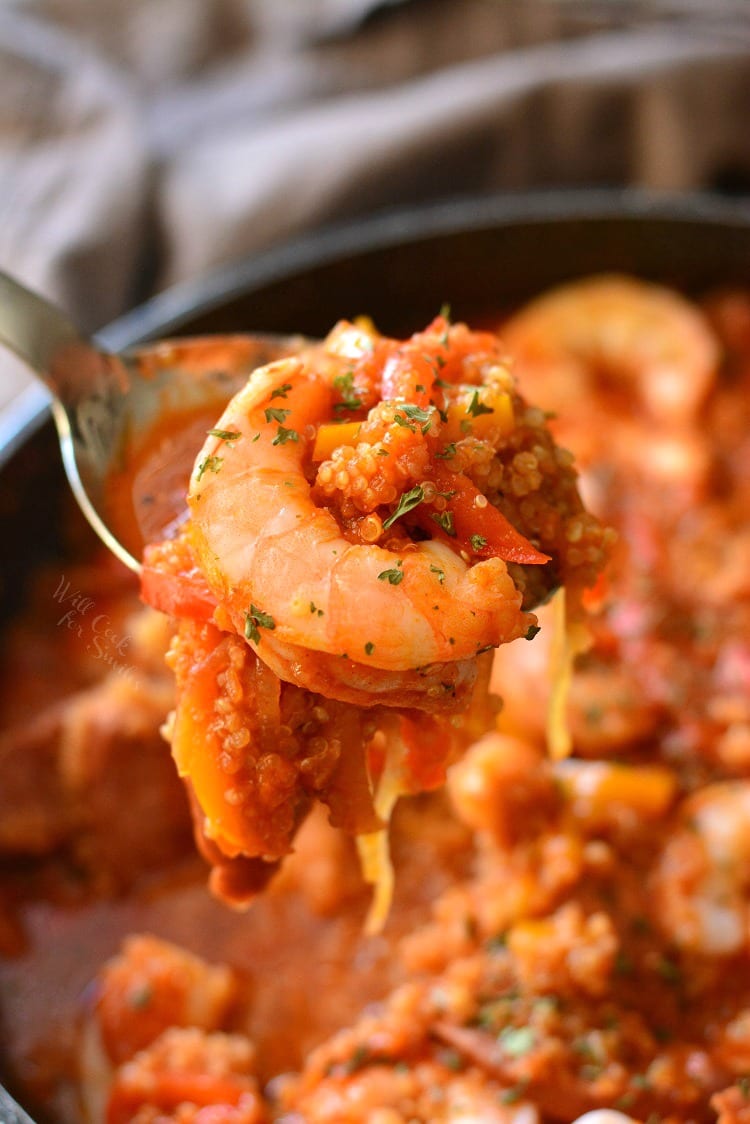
{"left": 396, "top": 403, "right": 433, "bottom": 433}
{"left": 656, "top": 955, "right": 682, "bottom": 985}
{"left": 342, "top": 1045, "right": 371, "bottom": 1075}
{"left": 264, "top": 406, "right": 291, "bottom": 425}
{"left": 196, "top": 454, "right": 223, "bottom": 481}
{"left": 378, "top": 566, "right": 404, "bottom": 586}
{"left": 270, "top": 383, "right": 292, "bottom": 399}
{"left": 364, "top": 641, "right": 375, "bottom": 655}
{"left": 436, "top": 1047, "right": 464, "bottom": 1073}
{"left": 436, "top": 442, "right": 457, "bottom": 459}
{"left": 207, "top": 428, "right": 241, "bottom": 442}
{"left": 310, "top": 602, "right": 324, "bottom": 617}
{"left": 128, "top": 984, "right": 153, "bottom": 1010}
{"left": 430, "top": 564, "right": 445, "bottom": 584}
{"left": 500, "top": 1082, "right": 529, "bottom": 1106}
{"left": 498, "top": 1026, "right": 536, "bottom": 1058}
{"left": 333, "top": 370, "right": 362, "bottom": 411}
{"left": 525, "top": 624, "right": 541, "bottom": 641}
{"left": 466, "top": 390, "right": 494, "bottom": 418}
{"left": 272, "top": 425, "right": 299, "bottom": 446}
{"left": 470, "top": 534, "right": 488, "bottom": 551}
{"left": 382, "top": 484, "right": 425, "bottom": 530}
{"left": 431, "top": 510, "right": 456, "bottom": 536}
{"left": 244, "top": 605, "right": 276, "bottom": 644}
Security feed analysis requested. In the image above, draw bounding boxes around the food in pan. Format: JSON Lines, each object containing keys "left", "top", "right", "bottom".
{"left": 1, "top": 276, "right": 749, "bottom": 1124}
{"left": 140, "top": 315, "right": 609, "bottom": 915}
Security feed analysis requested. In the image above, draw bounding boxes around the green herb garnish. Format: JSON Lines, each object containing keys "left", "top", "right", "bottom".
{"left": 264, "top": 406, "right": 291, "bottom": 424}
{"left": 498, "top": 1026, "right": 536, "bottom": 1058}
{"left": 397, "top": 403, "right": 433, "bottom": 433}
{"left": 196, "top": 454, "right": 223, "bottom": 481}
{"left": 382, "top": 485, "right": 425, "bottom": 530}
{"left": 466, "top": 390, "right": 494, "bottom": 418}
{"left": 244, "top": 605, "right": 276, "bottom": 644}
{"left": 333, "top": 370, "right": 362, "bottom": 411}
{"left": 273, "top": 425, "right": 299, "bottom": 446}
{"left": 207, "top": 428, "right": 241, "bottom": 442}
{"left": 435, "top": 442, "right": 457, "bottom": 459}
{"left": 431, "top": 510, "right": 456, "bottom": 536}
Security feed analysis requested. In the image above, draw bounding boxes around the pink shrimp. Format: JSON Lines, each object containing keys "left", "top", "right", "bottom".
{"left": 188, "top": 343, "right": 539, "bottom": 711}
{"left": 502, "top": 274, "right": 719, "bottom": 428}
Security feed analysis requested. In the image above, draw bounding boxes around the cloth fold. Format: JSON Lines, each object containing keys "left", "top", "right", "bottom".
{"left": 1, "top": 0, "right": 749, "bottom": 413}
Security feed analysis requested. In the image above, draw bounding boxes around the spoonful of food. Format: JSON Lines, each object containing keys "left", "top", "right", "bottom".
{"left": 0, "top": 270, "right": 307, "bottom": 571}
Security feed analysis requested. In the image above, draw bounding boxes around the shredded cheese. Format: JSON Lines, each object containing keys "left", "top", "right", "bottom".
{"left": 546, "top": 587, "right": 591, "bottom": 759}
{"left": 356, "top": 733, "right": 409, "bottom": 935}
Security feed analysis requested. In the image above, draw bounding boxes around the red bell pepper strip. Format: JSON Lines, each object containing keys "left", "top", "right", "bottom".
{"left": 140, "top": 540, "right": 217, "bottom": 622}
{"left": 415, "top": 467, "right": 550, "bottom": 565}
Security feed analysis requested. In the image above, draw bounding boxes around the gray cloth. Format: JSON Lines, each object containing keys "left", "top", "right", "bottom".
{"left": 1, "top": 0, "right": 750, "bottom": 411}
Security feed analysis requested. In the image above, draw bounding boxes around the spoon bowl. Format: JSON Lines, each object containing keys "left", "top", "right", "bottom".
{"left": 0, "top": 271, "right": 306, "bottom": 570}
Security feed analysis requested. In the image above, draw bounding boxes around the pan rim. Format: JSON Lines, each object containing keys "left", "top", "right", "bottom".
{"left": 98, "top": 187, "right": 750, "bottom": 352}
{"left": 2, "top": 186, "right": 750, "bottom": 469}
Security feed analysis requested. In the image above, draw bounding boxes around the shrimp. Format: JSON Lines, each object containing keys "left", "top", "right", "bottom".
{"left": 650, "top": 781, "right": 750, "bottom": 956}
{"left": 187, "top": 321, "right": 577, "bottom": 711}
{"left": 502, "top": 274, "right": 719, "bottom": 430}
{"left": 571, "top": 1114, "right": 641, "bottom": 1124}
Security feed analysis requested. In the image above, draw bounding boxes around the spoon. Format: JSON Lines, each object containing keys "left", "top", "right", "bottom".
{"left": 0, "top": 270, "right": 307, "bottom": 572}
{"left": 0, "top": 1083, "right": 36, "bottom": 1124}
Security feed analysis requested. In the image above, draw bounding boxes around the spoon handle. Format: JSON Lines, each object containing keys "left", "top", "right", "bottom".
{"left": 0, "top": 271, "right": 85, "bottom": 396}
{"left": 0, "top": 1084, "right": 36, "bottom": 1124}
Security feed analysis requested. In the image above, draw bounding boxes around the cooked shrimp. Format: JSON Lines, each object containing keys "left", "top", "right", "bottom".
{"left": 651, "top": 782, "right": 750, "bottom": 956}
{"left": 503, "top": 274, "right": 719, "bottom": 429}
{"left": 187, "top": 323, "right": 568, "bottom": 710}
{"left": 571, "top": 1114, "right": 641, "bottom": 1124}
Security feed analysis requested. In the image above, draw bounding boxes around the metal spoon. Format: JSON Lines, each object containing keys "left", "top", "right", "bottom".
{"left": 0, "top": 270, "right": 306, "bottom": 572}
{"left": 0, "top": 1083, "right": 36, "bottom": 1124}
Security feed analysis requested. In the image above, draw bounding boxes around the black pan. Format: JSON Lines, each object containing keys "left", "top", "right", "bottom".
{"left": 4, "top": 188, "right": 750, "bottom": 609}
{"left": 2, "top": 188, "right": 750, "bottom": 1122}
